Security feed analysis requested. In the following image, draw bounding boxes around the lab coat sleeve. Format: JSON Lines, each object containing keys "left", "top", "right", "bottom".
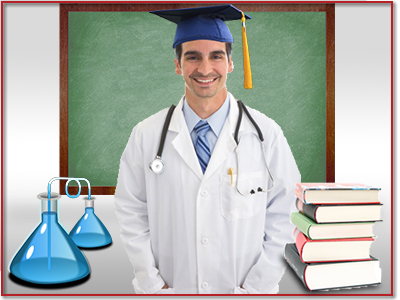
{"left": 114, "top": 126, "right": 165, "bottom": 294}
{"left": 242, "top": 130, "right": 300, "bottom": 294}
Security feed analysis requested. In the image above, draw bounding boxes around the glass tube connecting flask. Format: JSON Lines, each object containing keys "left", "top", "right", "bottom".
{"left": 69, "top": 197, "right": 112, "bottom": 248}
{"left": 9, "top": 192, "right": 90, "bottom": 284}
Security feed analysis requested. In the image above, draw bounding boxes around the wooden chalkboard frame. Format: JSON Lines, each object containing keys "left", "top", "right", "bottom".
{"left": 60, "top": 3, "right": 335, "bottom": 195}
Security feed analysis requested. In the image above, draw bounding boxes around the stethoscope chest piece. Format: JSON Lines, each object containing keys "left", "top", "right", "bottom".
{"left": 149, "top": 156, "right": 165, "bottom": 174}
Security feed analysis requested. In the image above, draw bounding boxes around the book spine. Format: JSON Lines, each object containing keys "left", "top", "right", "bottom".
{"left": 290, "top": 213, "right": 312, "bottom": 238}
{"left": 296, "top": 198, "right": 318, "bottom": 222}
{"left": 284, "top": 243, "right": 309, "bottom": 290}
{"left": 295, "top": 183, "right": 307, "bottom": 203}
{"left": 294, "top": 229, "right": 308, "bottom": 263}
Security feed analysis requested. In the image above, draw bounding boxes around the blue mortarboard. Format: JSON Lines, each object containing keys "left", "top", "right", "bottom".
{"left": 150, "top": 5, "right": 253, "bottom": 89}
{"left": 150, "top": 5, "right": 251, "bottom": 48}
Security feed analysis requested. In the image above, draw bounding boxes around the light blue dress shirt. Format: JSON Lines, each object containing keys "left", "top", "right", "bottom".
{"left": 182, "top": 96, "right": 230, "bottom": 155}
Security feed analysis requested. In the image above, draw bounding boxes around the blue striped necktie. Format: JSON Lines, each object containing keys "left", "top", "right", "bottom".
{"left": 194, "top": 120, "right": 211, "bottom": 173}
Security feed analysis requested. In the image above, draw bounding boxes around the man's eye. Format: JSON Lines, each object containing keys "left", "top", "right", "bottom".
{"left": 212, "top": 55, "right": 223, "bottom": 60}
{"left": 187, "top": 56, "right": 197, "bottom": 60}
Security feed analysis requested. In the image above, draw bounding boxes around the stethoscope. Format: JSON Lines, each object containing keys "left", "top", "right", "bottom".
{"left": 149, "top": 100, "right": 275, "bottom": 196}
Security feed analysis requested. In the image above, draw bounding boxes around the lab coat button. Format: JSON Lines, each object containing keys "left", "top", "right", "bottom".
{"left": 201, "top": 238, "right": 209, "bottom": 245}
{"left": 202, "top": 282, "right": 208, "bottom": 289}
{"left": 201, "top": 190, "right": 208, "bottom": 197}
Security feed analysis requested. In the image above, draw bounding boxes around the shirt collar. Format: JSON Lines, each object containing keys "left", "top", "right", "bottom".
{"left": 182, "top": 95, "right": 230, "bottom": 137}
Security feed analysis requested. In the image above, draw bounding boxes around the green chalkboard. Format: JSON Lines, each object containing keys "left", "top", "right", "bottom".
{"left": 61, "top": 4, "right": 335, "bottom": 194}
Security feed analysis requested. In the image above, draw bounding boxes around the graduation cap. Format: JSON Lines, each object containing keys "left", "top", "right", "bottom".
{"left": 150, "top": 5, "right": 253, "bottom": 89}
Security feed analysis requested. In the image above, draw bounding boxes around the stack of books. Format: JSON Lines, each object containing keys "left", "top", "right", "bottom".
{"left": 284, "top": 183, "right": 382, "bottom": 291}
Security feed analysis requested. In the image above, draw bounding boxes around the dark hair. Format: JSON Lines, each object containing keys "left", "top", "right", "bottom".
{"left": 174, "top": 42, "right": 232, "bottom": 66}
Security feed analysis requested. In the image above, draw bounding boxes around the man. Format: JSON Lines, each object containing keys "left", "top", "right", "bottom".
{"left": 114, "top": 5, "right": 300, "bottom": 294}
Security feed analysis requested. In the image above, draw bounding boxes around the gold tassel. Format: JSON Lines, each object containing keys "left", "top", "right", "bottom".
{"left": 241, "top": 12, "right": 252, "bottom": 89}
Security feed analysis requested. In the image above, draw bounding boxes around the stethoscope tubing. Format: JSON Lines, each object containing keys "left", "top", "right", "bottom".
{"left": 235, "top": 100, "right": 264, "bottom": 143}
{"left": 234, "top": 137, "right": 275, "bottom": 196}
{"left": 157, "top": 104, "right": 176, "bottom": 158}
{"left": 149, "top": 99, "right": 275, "bottom": 195}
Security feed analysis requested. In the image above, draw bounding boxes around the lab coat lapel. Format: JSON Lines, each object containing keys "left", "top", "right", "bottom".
{"left": 203, "top": 94, "right": 241, "bottom": 182}
{"left": 170, "top": 98, "right": 203, "bottom": 180}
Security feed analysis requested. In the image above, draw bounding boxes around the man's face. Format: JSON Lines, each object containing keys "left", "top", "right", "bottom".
{"left": 175, "top": 39, "right": 233, "bottom": 101}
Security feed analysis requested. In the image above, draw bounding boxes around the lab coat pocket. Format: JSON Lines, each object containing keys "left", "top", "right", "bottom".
{"left": 220, "top": 171, "right": 267, "bottom": 221}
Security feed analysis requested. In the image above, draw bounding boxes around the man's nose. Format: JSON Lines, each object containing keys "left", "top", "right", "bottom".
{"left": 197, "top": 58, "right": 213, "bottom": 76}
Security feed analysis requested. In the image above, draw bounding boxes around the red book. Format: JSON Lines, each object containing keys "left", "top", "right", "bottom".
{"left": 293, "top": 228, "right": 374, "bottom": 263}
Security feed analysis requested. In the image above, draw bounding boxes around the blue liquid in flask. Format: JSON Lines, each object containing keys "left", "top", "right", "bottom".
{"left": 69, "top": 197, "right": 112, "bottom": 248}
{"left": 9, "top": 192, "right": 90, "bottom": 284}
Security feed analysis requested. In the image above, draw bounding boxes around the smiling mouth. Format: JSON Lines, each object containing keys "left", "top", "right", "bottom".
{"left": 193, "top": 77, "right": 218, "bottom": 84}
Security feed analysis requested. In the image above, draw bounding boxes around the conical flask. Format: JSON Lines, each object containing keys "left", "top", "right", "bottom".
{"left": 69, "top": 197, "right": 112, "bottom": 248}
{"left": 9, "top": 192, "right": 90, "bottom": 284}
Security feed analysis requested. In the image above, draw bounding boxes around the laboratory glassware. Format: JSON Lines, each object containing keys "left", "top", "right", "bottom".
{"left": 69, "top": 196, "right": 112, "bottom": 248}
{"left": 9, "top": 192, "right": 90, "bottom": 285}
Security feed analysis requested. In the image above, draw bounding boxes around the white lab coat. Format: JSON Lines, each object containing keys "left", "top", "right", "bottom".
{"left": 114, "top": 93, "right": 301, "bottom": 294}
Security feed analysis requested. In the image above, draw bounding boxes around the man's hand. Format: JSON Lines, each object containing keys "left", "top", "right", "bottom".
{"left": 162, "top": 284, "right": 169, "bottom": 289}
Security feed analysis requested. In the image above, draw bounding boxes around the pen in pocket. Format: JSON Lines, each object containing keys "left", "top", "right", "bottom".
{"left": 228, "top": 168, "right": 233, "bottom": 186}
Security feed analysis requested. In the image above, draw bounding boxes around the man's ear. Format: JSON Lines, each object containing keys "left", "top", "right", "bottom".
{"left": 228, "top": 56, "right": 233, "bottom": 73}
{"left": 175, "top": 59, "right": 182, "bottom": 75}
